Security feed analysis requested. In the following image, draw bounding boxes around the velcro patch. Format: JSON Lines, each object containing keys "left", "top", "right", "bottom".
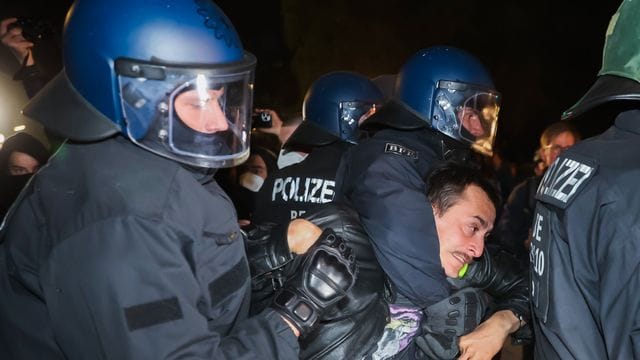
{"left": 124, "top": 297, "right": 183, "bottom": 331}
{"left": 209, "top": 259, "right": 249, "bottom": 304}
{"left": 536, "top": 154, "right": 597, "bottom": 209}
{"left": 384, "top": 143, "right": 418, "bottom": 159}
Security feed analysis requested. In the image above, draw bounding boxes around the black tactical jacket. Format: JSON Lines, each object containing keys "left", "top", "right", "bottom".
{"left": 531, "top": 110, "right": 640, "bottom": 359}
{"left": 0, "top": 136, "right": 299, "bottom": 359}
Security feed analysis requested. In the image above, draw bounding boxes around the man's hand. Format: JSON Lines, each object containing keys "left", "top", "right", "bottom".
{"left": 1, "top": 18, "right": 34, "bottom": 65}
{"left": 457, "top": 309, "right": 520, "bottom": 360}
{"left": 287, "top": 218, "right": 322, "bottom": 254}
{"left": 272, "top": 228, "right": 357, "bottom": 337}
{"left": 253, "top": 108, "right": 283, "bottom": 137}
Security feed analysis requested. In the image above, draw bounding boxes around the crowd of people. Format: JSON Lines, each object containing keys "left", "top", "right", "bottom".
{"left": 1, "top": 0, "right": 639, "bottom": 359}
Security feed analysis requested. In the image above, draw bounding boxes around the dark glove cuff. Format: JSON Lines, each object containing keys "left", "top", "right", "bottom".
{"left": 271, "top": 288, "right": 319, "bottom": 337}
{"left": 243, "top": 223, "right": 293, "bottom": 278}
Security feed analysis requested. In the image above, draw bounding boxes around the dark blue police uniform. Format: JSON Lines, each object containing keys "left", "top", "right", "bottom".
{"left": 531, "top": 110, "right": 640, "bottom": 359}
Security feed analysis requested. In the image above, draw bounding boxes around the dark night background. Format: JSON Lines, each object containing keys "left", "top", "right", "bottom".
{"left": 0, "top": 0, "right": 622, "bottom": 163}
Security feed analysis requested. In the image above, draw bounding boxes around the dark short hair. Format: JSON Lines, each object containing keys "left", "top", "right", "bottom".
{"left": 425, "top": 162, "right": 501, "bottom": 216}
{"left": 540, "top": 121, "right": 581, "bottom": 148}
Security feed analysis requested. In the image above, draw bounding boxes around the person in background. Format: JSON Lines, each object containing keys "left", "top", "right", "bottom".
{"left": 277, "top": 111, "right": 303, "bottom": 147}
{"left": 0, "top": 131, "right": 50, "bottom": 218}
{"left": 0, "top": 16, "right": 61, "bottom": 98}
{"left": 233, "top": 145, "right": 278, "bottom": 223}
{"left": 252, "top": 70, "right": 384, "bottom": 225}
{"left": 495, "top": 121, "right": 580, "bottom": 262}
{"left": 531, "top": 0, "right": 640, "bottom": 358}
{"left": 0, "top": 0, "right": 356, "bottom": 358}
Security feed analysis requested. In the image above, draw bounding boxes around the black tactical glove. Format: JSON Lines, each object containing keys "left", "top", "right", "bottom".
{"left": 242, "top": 223, "right": 293, "bottom": 314}
{"left": 416, "top": 288, "right": 488, "bottom": 359}
{"left": 271, "top": 228, "right": 357, "bottom": 337}
{"left": 243, "top": 223, "right": 292, "bottom": 288}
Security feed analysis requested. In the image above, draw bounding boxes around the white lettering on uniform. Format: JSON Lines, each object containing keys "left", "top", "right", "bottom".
{"left": 320, "top": 180, "right": 334, "bottom": 203}
{"left": 290, "top": 210, "right": 306, "bottom": 219}
{"left": 283, "top": 177, "right": 293, "bottom": 201}
{"left": 272, "top": 178, "right": 284, "bottom": 201}
{"left": 270, "top": 176, "right": 336, "bottom": 204}
{"left": 530, "top": 212, "right": 545, "bottom": 279}
{"left": 533, "top": 212, "right": 543, "bottom": 242}
{"left": 538, "top": 158, "right": 594, "bottom": 203}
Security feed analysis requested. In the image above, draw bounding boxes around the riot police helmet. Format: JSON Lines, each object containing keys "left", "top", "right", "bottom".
{"left": 285, "top": 71, "right": 384, "bottom": 149}
{"left": 24, "top": 0, "right": 256, "bottom": 168}
{"left": 366, "top": 46, "right": 501, "bottom": 156}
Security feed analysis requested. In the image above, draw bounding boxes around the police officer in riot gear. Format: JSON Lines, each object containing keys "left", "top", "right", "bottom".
{"left": 252, "top": 70, "right": 384, "bottom": 225}
{"left": 248, "top": 71, "right": 387, "bottom": 359}
{"left": 247, "top": 162, "right": 530, "bottom": 360}
{"left": 336, "top": 46, "right": 527, "bottom": 358}
{"left": 0, "top": 0, "right": 356, "bottom": 358}
{"left": 531, "top": 1, "right": 640, "bottom": 358}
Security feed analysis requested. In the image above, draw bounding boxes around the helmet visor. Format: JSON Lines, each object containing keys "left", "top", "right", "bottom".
{"left": 434, "top": 81, "right": 500, "bottom": 155}
{"left": 338, "top": 100, "right": 378, "bottom": 143}
{"left": 116, "top": 55, "right": 255, "bottom": 168}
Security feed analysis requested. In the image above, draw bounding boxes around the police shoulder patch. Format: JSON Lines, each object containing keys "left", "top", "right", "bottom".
{"left": 536, "top": 153, "right": 598, "bottom": 209}
{"left": 384, "top": 143, "right": 418, "bottom": 159}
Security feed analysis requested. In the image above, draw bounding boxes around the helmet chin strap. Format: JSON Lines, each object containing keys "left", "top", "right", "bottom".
{"left": 437, "top": 132, "right": 471, "bottom": 163}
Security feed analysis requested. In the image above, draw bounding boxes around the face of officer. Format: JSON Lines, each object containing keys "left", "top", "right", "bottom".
{"left": 540, "top": 131, "right": 577, "bottom": 167}
{"left": 458, "top": 107, "right": 487, "bottom": 138}
{"left": 174, "top": 88, "right": 229, "bottom": 134}
{"left": 433, "top": 184, "right": 496, "bottom": 278}
{"left": 7, "top": 151, "right": 40, "bottom": 175}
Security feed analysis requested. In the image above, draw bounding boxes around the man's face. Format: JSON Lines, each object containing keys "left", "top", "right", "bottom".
{"left": 8, "top": 151, "right": 40, "bottom": 176}
{"left": 433, "top": 184, "right": 496, "bottom": 278}
{"left": 541, "top": 131, "right": 577, "bottom": 167}
{"left": 244, "top": 154, "right": 268, "bottom": 179}
{"left": 458, "top": 107, "right": 487, "bottom": 138}
{"left": 357, "top": 104, "right": 378, "bottom": 125}
{"left": 174, "top": 88, "right": 229, "bottom": 134}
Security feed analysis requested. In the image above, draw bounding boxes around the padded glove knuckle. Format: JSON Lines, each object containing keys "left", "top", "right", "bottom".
{"left": 271, "top": 228, "right": 357, "bottom": 336}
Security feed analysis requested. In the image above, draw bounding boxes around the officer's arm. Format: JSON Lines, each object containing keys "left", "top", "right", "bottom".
{"left": 42, "top": 217, "right": 300, "bottom": 359}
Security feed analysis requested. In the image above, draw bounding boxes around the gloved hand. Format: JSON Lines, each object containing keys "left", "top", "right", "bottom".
{"left": 242, "top": 222, "right": 292, "bottom": 287}
{"left": 242, "top": 223, "right": 293, "bottom": 315}
{"left": 415, "top": 288, "right": 488, "bottom": 359}
{"left": 271, "top": 228, "right": 357, "bottom": 337}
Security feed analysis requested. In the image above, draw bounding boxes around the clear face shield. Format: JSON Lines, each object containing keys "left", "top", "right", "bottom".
{"left": 338, "top": 100, "right": 378, "bottom": 143}
{"left": 432, "top": 80, "right": 500, "bottom": 156}
{"left": 115, "top": 55, "right": 256, "bottom": 168}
